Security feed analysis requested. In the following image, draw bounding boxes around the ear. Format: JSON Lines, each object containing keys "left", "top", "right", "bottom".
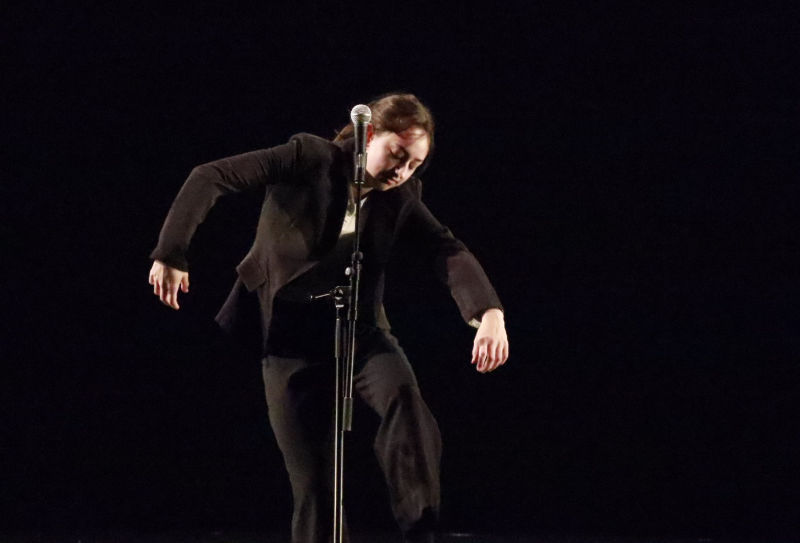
{"left": 366, "top": 124, "right": 375, "bottom": 146}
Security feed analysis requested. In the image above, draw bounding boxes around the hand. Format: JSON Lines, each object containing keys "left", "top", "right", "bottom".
{"left": 471, "top": 308, "right": 509, "bottom": 373}
{"left": 148, "top": 260, "right": 190, "bottom": 310}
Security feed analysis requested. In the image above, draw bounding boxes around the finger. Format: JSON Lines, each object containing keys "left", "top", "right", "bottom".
{"left": 494, "top": 340, "right": 507, "bottom": 368}
{"left": 162, "top": 285, "right": 172, "bottom": 307}
{"left": 479, "top": 341, "right": 494, "bottom": 372}
{"left": 477, "top": 349, "right": 488, "bottom": 372}
{"left": 166, "top": 293, "right": 179, "bottom": 310}
{"left": 488, "top": 344, "right": 505, "bottom": 371}
{"left": 162, "top": 282, "right": 177, "bottom": 309}
{"left": 181, "top": 275, "right": 190, "bottom": 293}
{"left": 489, "top": 341, "right": 501, "bottom": 370}
{"left": 170, "top": 284, "right": 180, "bottom": 310}
{"left": 471, "top": 340, "right": 480, "bottom": 364}
{"left": 481, "top": 350, "right": 492, "bottom": 372}
{"left": 482, "top": 340, "right": 506, "bottom": 372}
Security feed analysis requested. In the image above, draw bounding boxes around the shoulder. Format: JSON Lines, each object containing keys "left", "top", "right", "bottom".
{"left": 406, "top": 176, "right": 423, "bottom": 200}
{"left": 370, "top": 176, "right": 425, "bottom": 225}
{"left": 391, "top": 176, "right": 424, "bottom": 204}
{"left": 280, "top": 133, "right": 344, "bottom": 179}
{"left": 288, "top": 133, "right": 340, "bottom": 160}
{"left": 372, "top": 176, "right": 423, "bottom": 204}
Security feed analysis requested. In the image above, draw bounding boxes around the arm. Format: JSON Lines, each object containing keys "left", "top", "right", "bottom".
{"left": 400, "top": 199, "right": 509, "bottom": 372}
{"left": 149, "top": 140, "right": 299, "bottom": 309}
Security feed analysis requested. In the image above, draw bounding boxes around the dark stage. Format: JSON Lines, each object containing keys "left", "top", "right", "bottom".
{"left": 1, "top": 534, "right": 789, "bottom": 543}
{"left": 3, "top": 2, "right": 799, "bottom": 542}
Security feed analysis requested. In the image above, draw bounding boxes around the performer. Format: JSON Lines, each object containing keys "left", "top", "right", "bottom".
{"left": 148, "top": 93, "right": 509, "bottom": 543}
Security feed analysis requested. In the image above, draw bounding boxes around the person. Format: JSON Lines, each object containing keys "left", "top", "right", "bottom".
{"left": 148, "top": 93, "right": 509, "bottom": 543}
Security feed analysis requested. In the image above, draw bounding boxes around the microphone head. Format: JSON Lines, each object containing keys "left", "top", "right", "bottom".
{"left": 350, "top": 104, "right": 372, "bottom": 124}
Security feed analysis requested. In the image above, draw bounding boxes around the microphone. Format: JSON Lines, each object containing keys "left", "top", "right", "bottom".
{"left": 350, "top": 104, "right": 372, "bottom": 184}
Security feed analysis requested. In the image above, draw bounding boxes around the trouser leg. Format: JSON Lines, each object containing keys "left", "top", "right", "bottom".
{"left": 262, "top": 355, "right": 342, "bottom": 543}
{"left": 354, "top": 331, "right": 442, "bottom": 541}
{"left": 262, "top": 331, "right": 441, "bottom": 542}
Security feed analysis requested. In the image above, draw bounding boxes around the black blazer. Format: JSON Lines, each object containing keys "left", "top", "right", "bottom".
{"left": 151, "top": 133, "right": 502, "bottom": 355}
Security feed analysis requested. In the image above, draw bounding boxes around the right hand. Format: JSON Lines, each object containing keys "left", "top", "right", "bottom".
{"left": 149, "top": 260, "right": 190, "bottom": 310}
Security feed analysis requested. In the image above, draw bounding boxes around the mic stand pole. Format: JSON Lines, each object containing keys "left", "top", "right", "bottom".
{"left": 312, "top": 108, "right": 370, "bottom": 543}
{"left": 307, "top": 283, "right": 350, "bottom": 543}
{"left": 332, "top": 282, "right": 349, "bottom": 543}
{"left": 335, "top": 152, "right": 367, "bottom": 543}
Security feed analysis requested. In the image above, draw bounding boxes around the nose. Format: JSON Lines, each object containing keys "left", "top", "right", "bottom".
{"left": 394, "top": 163, "right": 409, "bottom": 181}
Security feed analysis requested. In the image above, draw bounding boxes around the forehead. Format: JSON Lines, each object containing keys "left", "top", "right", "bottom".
{"left": 386, "top": 127, "right": 430, "bottom": 161}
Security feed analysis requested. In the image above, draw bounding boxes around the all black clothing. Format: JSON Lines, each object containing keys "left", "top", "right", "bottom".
{"left": 263, "top": 330, "right": 441, "bottom": 543}
{"left": 263, "top": 226, "right": 440, "bottom": 542}
{"left": 150, "top": 133, "right": 502, "bottom": 542}
{"left": 151, "top": 134, "right": 502, "bottom": 355}
{"left": 265, "top": 229, "right": 355, "bottom": 359}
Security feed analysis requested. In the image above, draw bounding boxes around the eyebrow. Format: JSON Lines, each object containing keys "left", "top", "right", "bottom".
{"left": 393, "top": 145, "right": 426, "bottom": 164}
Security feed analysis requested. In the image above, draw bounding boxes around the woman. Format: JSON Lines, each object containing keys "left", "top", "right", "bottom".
{"left": 149, "top": 93, "right": 509, "bottom": 543}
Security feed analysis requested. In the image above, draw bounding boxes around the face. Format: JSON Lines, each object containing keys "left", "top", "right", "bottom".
{"left": 364, "top": 126, "right": 430, "bottom": 191}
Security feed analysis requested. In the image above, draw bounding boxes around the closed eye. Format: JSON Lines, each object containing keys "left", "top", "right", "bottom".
{"left": 389, "top": 145, "right": 407, "bottom": 159}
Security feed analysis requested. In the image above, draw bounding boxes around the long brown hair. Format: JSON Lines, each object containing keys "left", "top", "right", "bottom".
{"left": 334, "top": 93, "right": 435, "bottom": 151}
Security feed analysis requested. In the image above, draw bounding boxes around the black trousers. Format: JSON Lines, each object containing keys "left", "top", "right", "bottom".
{"left": 262, "top": 328, "right": 441, "bottom": 543}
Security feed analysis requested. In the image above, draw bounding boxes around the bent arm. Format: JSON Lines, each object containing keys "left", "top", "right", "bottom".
{"left": 150, "top": 140, "right": 299, "bottom": 270}
{"left": 400, "top": 198, "right": 508, "bottom": 371}
{"left": 400, "top": 199, "right": 503, "bottom": 325}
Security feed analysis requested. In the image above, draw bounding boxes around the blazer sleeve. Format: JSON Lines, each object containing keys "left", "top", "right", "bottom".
{"left": 398, "top": 198, "right": 503, "bottom": 326}
{"left": 150, "top": 139, "right": 299, "bottom": 271}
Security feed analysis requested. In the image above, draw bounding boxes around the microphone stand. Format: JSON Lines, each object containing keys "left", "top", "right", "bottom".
{"left": 333, "top": 120, "right": 368, "bottom": 543}
{"left": 309, "top": 177, "right": 362, "bottom": 543}
{"left": 309, "top": 106, "right": 370, "bottom": 543}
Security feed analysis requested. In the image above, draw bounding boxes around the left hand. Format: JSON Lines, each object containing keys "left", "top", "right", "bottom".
{"left": 471, "top": 308, "right": 509, "bottom": 373}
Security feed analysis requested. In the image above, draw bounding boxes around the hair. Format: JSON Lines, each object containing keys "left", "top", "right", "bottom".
{"left": 334, "top": 93, "right": 435, "bottom": 151}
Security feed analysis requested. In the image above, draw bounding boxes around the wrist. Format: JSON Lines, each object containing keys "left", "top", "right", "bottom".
{"left": 481, "top": 308, "right": 504, "bottom": 321}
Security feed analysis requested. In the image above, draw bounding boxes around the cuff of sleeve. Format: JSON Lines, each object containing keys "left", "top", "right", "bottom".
{"left": 468, "top": 307, "right": 504, "bottom": 329}
{"left": 149, "top": 249, "right": 189, "bottom": 272}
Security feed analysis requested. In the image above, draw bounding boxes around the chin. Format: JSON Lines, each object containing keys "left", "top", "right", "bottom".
{"left": 383, "top": 179, "right": 406, "bottom": 190}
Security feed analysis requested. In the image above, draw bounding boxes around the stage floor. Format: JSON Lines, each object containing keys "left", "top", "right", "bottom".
{"left": 0, "top": 533, "right": 787, "bottom": 543}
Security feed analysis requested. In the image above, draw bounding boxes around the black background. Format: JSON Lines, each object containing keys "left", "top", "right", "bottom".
{"left": 3, "top": 2, "right": 799, "bottom": 540}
